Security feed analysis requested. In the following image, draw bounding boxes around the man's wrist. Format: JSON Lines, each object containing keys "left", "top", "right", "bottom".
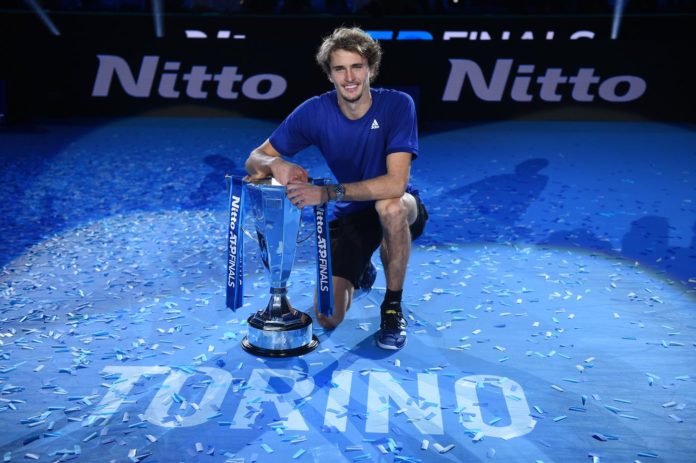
{"left": 324, "top": 185, "right": 333, "bottom": 202}
{"left": 325, "top": 183, "right": 345, "bottom": 202}
{"left": 267, "top": 156, "right": 283, "bottom": 172}
{"left": 333, "top": 183, "right": 346, "bottom": 202}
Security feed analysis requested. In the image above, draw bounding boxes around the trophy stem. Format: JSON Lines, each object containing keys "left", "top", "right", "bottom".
{"left": 267, "top": 287, "right": 288, "bottom": 320}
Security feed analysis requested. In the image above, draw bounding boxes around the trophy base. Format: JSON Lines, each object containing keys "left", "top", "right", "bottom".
{"left": 241, "top": 307, "right": 319, "bottom": 357}
{"left": 241, "top": 335, "right": 319, "bottom": 358}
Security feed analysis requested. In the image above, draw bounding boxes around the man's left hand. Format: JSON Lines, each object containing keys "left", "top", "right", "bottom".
{"left": 285, "top": 182, "right": 329, "bottom": 209}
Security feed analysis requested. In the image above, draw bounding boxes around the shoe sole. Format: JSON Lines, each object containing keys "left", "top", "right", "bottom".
{"left": 376, "top": 337, "right": 407, "bottom": 350}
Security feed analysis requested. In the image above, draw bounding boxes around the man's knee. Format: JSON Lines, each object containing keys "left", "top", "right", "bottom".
{"left": 375, "top": 198, "right": 408, "bottom": 229}
{"left": 316, "top": 313, "right": 344, "bottom": 330}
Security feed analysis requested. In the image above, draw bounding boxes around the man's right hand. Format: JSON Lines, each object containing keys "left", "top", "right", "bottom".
{"left": 270, "top": 158, "right": 309, "bottom": 185}
{"left": 245, "top": 139, "right": 309, "bottom": 185}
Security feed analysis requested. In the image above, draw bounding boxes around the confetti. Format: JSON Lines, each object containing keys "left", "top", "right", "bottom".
{"left": 433, "top": 443, "right": 455, "bottom": 454}
{"left": 0, "top": 118, "right": 694, "bottom": 463}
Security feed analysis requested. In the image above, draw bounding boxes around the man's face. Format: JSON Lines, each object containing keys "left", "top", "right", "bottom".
{"left": 328, "top": 49, "right": 372, "bottom": 104}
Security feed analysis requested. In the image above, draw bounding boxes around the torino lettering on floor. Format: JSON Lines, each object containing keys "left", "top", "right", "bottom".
{"left": 90, "top": 365, "right": 535, "bottom": 439}
{"left": 92, "top": 55, "right": 287, "bottom": 100}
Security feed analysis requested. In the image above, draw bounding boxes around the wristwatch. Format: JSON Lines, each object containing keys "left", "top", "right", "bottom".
{"left": 333, "top": 183, "right": 346, "bottom": 202}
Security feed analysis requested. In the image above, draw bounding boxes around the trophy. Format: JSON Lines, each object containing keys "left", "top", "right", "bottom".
{"left": 225, "top": 176, "right": 333, "bottom": 357}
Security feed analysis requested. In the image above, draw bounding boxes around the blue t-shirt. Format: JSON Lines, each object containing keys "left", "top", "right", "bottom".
{"left": 269, "top": 88, "right": 419, "bottom": 217}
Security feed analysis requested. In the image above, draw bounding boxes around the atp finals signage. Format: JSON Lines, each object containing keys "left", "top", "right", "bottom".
{"left": 90, "top": 365, "right": 536, "bottom": 439}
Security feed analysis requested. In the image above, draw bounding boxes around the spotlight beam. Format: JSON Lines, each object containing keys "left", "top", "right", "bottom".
{"left": 23, "top": 0, "right": 60, "bottom": 36}
{"left": 611, "top": 0, "right": 626, "bottom": 39}
{"left": 152, "top": 0, "right": 164, "bottom": 38}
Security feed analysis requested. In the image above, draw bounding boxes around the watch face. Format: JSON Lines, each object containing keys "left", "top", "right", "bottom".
{"left": 335, "top": 184, "right": 345, "bottom": 201}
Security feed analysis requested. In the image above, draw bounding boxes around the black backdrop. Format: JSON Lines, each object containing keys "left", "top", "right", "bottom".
{"left": 2, "top": 12, "right": 694, "bottom": 123}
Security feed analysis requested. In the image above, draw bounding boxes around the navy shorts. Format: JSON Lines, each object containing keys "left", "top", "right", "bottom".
{"left": 329, "top": 193, "right": 428, "bottom": 288}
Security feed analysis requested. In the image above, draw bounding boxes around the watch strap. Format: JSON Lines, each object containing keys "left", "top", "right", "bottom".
{"left": 334, "top": 183, "right": 346, "bottom": 202}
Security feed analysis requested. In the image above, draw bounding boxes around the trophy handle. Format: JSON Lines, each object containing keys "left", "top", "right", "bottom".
{"left": 296, "top": 209, "right": 316, "bottom": 244}
{"left": 240, "top": 225, "right": 258, "bottom": 242}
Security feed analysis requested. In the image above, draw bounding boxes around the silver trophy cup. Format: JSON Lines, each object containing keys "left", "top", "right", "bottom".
{"left": 241, "top": 179, "right": 319, "bottom": 357}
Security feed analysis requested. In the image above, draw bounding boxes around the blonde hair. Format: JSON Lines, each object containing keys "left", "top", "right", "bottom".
{"left": 315, "top": 27, "right": 382, "bottom": 82}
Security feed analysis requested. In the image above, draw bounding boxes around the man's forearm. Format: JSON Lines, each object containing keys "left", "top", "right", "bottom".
{"left": 338, "top": 174, "right": 408, "bottom": 202}
{"left": 245, "top": 149, "right": 277, "bottom": 177}
{"left": 331, "top": 151, "right": 411, "bottom": 202}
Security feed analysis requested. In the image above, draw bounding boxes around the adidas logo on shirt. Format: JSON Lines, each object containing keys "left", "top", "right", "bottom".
{"left": 370, "top": 119, "right": 380, "bottom": 130}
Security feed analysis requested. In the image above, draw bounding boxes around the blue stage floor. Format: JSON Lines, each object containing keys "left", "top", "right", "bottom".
{"left": 0, "top": 118, "right": 694, "bottom": 462}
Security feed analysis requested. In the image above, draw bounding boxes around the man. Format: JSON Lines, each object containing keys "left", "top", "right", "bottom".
{"left": 244, "top": 27, "right": 428, "bottom": 350}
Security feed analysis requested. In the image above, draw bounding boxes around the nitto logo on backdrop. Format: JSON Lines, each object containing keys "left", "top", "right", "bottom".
{"left": 92, "top": 55, "right": 287, "bottom": 100}
{"left": 442, "top": 59, "right": 647, "bottom": 103}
